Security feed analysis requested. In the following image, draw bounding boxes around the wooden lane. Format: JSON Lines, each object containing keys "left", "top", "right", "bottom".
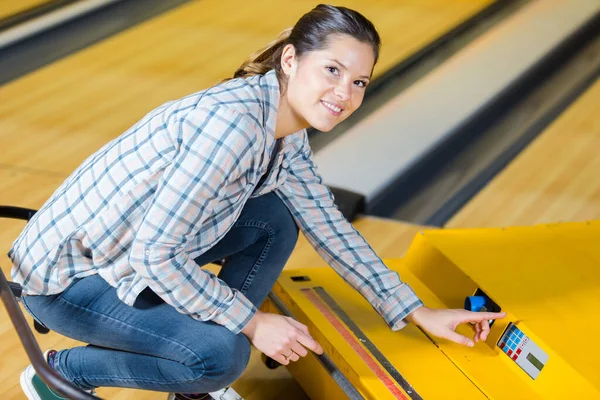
{"left": 0, "top": 0, "right": 492, "bottom": 175}
{"left": 447, "top": 77, "right": 600, "bottom": 228}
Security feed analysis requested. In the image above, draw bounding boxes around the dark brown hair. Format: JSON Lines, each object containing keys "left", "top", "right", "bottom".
{"left": 230, "top": 4, "right": 381, "bottom": 82}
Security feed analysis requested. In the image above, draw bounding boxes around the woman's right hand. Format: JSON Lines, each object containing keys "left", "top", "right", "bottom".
{"left": 241, "top": 310, "right": 323, "bottom": 365}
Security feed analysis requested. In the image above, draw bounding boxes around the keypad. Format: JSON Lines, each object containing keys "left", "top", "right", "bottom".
{"left": 499, "top": 324, "right": 527, "bottom": 361}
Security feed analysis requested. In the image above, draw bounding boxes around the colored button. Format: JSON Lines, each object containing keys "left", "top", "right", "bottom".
{"left": 512, "top": 354, "right": 518, "bottom": 361}
{"left": 500, "top": 342, "right": 506, "bottom": 349}
{"left": 464, "top": 296, "right": 486, "bottom": 312}
{"left": 508, "top": 350, "right": 513, "bottom": 356}
{"left": 517, "top": 348, "right": 522, "bottom": 355}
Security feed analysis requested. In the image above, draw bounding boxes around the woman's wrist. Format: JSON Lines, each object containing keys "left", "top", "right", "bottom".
{"left": 405, "top": 305, "right": 428, "bottom": 325}
{"left": 241, "top": 309, "right": 263, "bottom": 339}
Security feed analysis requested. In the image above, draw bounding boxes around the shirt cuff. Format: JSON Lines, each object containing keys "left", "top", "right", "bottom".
{"left": 376, "top": 283, "right": 424, "bottom": 331}
{"left": 210, "top": 290, "right": 258, "bottom": 334}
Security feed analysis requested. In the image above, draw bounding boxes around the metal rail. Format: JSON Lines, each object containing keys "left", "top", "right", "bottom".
{"left": 0, "top": 205, "right": 102, "bottom": 399}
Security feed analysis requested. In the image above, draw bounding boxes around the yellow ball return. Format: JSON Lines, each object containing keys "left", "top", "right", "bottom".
{"left": 262, "top": 221, "right": 600, "bottom": 399}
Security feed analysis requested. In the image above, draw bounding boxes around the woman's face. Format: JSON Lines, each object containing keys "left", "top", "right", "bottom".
{"left": 281, "top": 34, "right": 375, "bottom": 132}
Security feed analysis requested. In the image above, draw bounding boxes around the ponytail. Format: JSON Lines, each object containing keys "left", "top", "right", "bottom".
{"left": 230, "top": 28, "right": 292, "bottom": 80}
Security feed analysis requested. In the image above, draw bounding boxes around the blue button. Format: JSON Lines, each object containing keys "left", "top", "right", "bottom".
{"left": 464, "top": 296, "right": 486, "bottom": 312}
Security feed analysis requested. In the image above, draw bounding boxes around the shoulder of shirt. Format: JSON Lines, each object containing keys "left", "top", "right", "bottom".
{"left": 166, "top": 75, "right": 272, "bottom": 132}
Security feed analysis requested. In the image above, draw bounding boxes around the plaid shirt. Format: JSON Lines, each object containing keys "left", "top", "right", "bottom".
{"left": 9, "top": 70, "right": 423, "bottom": 334}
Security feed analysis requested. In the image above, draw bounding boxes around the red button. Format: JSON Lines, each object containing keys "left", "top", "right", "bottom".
{"left": 512, "top": 354, "right": 518, "bottom": 361}
{"left": 517, "top": 349, "right": 522, "bottom": 355}
{"left": 508, "top": 350, "right": 513, "bottom": 356}
{"left": 500, "top": 342, "right": 506, "bottom": 349}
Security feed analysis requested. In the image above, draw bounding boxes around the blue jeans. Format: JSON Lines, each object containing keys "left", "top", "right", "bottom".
{"left": 21, "top": 192, "right": 299, "bottom": 393}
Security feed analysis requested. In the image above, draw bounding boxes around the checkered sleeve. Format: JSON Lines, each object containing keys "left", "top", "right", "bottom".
{"left": 276, "top": 134, "right": 424, "bottom": 330}
{"left": 129, "top": 106, "right": 257, "bottom": 334}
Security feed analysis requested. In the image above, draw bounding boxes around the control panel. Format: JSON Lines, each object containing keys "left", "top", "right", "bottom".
{"left": 497, "top": 322, "right": 548, "bottom": 379}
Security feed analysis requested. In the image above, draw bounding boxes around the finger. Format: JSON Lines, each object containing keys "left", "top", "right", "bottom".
{"left": 287, "top": 318, "right": 312, "bottom": 337}
{"left": 290, "top": 341, "right": 309, "bottom": 358}
{"left": 273, "top": 352, "right": 291, "bottom": 366}
{"left": 288, "top": 351, "right": 301, "bottom": 363}
{"left": 296, "top": 331, "right": 324, "bottom": 355}
{"left": 479, "top": 320, "right": 490, "bottom": 341}
{"left": 473, "top": 325, "right": 480, "bottom": 343}
{"left": 444, "top": 330, "right": 475, "bottom": 347}
{"left": 473, "top": 323, "right": 482, "bottom": 343}
{"left": 465, "top": 311, "right": 506, "bottom": 322}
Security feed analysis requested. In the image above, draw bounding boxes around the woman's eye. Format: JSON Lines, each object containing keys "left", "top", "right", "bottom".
{"left": 326, "top": 66, "right": 339, "bottom": 75}
{"left": 355, "top": 80, "right": 367, "bottom": 88}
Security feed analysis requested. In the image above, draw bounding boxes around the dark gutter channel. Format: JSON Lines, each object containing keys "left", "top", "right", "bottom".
{"left": 370, "top": 12, "right": 600, "bottom": 226}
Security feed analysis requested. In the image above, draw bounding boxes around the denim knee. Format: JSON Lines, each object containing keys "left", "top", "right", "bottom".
{"left": 187, "top": 331, "right": 251, "bottom": 392}
{"left": 270, "top": 196, "right": 299, "bottom": 252}
{"left": 247, "top": 192, "right": 299, "bottom": 250}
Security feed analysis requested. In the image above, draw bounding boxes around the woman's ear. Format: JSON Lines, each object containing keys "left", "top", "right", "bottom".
{"left": 280, "top": 44, "right": 297, "bottom": 76}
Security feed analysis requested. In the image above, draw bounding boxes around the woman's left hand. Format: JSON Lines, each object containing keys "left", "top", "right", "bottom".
{"left": 406, "top": 306, "right": 507, "bottom": 347}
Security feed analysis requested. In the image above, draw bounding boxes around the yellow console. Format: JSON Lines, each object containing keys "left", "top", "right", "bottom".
{"left": 264, "top": 221, "right": 600, "bottom": 399}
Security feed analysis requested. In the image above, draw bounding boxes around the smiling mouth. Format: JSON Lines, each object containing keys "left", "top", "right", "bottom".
{"left": 321, "top": 100, "right": 343, "bottom": 116}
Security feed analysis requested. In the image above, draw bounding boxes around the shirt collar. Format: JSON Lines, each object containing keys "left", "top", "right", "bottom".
{"left": 257, "top": 69, "right": 306, "bottom": 155}
{"left": 258, "top": 69, "right": 280, "bottom": 142}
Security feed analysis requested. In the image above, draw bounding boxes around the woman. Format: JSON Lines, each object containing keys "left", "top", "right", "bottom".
{"left": 11, "top": 4, "right": 505, "bottom": 400}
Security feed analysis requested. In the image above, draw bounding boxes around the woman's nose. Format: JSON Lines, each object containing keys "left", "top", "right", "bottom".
{"left": 334, "top": 82, "right": 351, "bottom": 102}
